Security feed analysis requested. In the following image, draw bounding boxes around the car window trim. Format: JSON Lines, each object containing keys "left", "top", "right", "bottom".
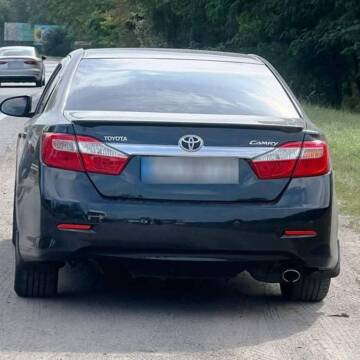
{"left": 35, "top": 64, "right": 63, "bottom": 114}
{"left": 43, "top": 56, "right": 73, "bottom": 113}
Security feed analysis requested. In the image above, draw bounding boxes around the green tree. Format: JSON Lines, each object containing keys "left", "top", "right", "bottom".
{"left": 43, "top": 27, "right": 73, "bottom": 56}
{"left": 144, "top": 0, "right": 360, "bottom": 109}
{"left": 3, "top": 0, "right": 359, "bottom": 109}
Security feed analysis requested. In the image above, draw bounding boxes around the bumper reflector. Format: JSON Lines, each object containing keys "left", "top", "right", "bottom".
{"left": 57, "top": 224, "right": 92, "bottom": 231}
{"left": 283, "top": 230, "right": 317, "bottom": 237}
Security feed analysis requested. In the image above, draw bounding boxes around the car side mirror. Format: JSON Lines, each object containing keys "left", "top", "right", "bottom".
{"left": 42, "top": 55, "right": 47, "bottom": 60}
{"left": 0, "top": 96, "right": 33, "bottom": 117}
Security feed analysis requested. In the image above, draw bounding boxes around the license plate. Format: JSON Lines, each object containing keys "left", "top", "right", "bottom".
{"left": 8, "top": 62, "right": 22, "bottom": 69}
{"left": 141, "top": 157, "right": 239, "bottom": 184}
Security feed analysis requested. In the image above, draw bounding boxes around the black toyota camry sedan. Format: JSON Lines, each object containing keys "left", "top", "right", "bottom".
{"left": 1, "top": 48, "right": 339, "bottom": 300}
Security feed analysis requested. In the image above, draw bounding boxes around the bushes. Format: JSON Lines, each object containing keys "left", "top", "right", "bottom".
{"left": 145, "top": 0, "right": 360, "bottom": 110}
{"left": 43, "top": 27, "right": 73, "bottom": 57}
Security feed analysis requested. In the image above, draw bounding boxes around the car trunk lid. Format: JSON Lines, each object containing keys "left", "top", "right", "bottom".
{"left": 67, "top": 112, "right": 306, "bottom": 202}
{"left": 0, "top": 56, "right": 40, "bottom": 70}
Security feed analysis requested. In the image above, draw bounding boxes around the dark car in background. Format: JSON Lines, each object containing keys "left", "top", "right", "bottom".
{"left": 0, "top": 46, "right": 46, "bottom": 87}
{"left": 0, "top": 48, "right": 339, "bottom": 301}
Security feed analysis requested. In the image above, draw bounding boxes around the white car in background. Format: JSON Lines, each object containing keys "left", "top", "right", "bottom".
{"left": 0, "top": 46, "right": 46, "bottom": 87}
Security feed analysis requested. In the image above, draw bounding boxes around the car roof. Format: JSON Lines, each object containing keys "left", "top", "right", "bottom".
{"left": 83, "top": 48, "right": 263, "bottom": 65}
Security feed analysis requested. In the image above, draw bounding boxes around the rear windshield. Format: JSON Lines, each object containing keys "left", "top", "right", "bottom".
{"left": 0, "top": 48, "right": 34, "bottom": 57}
{"left": 66, "top": 59, "right": 299, "bottom": 118}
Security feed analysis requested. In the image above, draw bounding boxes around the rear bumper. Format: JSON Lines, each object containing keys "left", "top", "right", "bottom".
{"left": 16, "top": 167, "right": 339, "bottom": 280}
{"left": 0, "top": 69, "right": 42, "bottom": 82}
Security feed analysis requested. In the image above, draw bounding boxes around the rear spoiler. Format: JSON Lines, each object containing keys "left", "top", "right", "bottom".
{"left": 64, "top": 111, "right": 305, "bottom": 131}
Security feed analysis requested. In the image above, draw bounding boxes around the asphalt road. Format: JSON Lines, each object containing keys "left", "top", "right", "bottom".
{"left": 0, "top": 61, "right": 360, "bottom": 360}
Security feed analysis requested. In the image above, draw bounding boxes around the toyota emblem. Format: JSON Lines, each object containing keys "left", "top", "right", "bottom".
{"left": 179, "top": 135, "right": 204, "bottom": 152}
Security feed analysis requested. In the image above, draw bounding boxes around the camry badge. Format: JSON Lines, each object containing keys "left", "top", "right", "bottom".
{"left": 179, "top": 135, "right": 204, "bottom": 152}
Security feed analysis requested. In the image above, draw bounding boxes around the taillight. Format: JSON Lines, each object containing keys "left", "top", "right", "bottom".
{"left": 76, "top": 135, "right": 129, "bottom": 175}
{"left": 24, "top": 60, "right": 38, "bottom": 65}
{"left": 42, "top": 133, "right": 129, "bottom": 175}
{"left": 42, "top": 134, "right": 83, "bottom": 172}
{"left": 292, "top": 140, "right": 330, "bottom": 177}
{"left": 250, "top": 140, "right": 330, "bottom": 179}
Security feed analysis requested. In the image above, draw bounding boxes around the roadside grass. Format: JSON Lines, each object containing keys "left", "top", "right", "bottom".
{"left": 305, "top": 105, "right": 360, "bottom": 228}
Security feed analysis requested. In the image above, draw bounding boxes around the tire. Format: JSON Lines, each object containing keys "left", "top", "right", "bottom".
{"left": 12, "top": 203, "right": 17, "bottom": 246}
{"left": 280, "top": 276, "right": 331, "bottom": 302}
{"left": 35, "top": 80, "right": 43, "bottom": 87}
{"left": 41, "top": 69, "right": 46, "bottom": 86}
{"left": 14, "top": 249, "right": 59, "bottom": 298}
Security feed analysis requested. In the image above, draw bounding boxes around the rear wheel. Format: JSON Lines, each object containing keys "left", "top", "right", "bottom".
{"left": 41, "top": 69, "right": 46, "bottom": 86}
{"left": 14, "top": 247, "right": 59, "bottom": 298}
{"left": 12, "top": 202, "right": 17, "bottom": 246}
{"left": 280, "top": 276, "right": 331, "bottom": 302}
{"left": 35, "top": 80, "right": 43, "bottom": 87}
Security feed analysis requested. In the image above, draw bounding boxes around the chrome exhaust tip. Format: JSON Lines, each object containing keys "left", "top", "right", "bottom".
{"left": 282, "top": 269, "right": 301, "bottom": 283}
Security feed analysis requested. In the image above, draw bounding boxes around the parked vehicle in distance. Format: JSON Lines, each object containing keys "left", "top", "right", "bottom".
{"left": 0, "top": 48, "right": 339, "bottom": 301}
{"left": 0, "top": 46, "right": 46, "bottom": 87}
